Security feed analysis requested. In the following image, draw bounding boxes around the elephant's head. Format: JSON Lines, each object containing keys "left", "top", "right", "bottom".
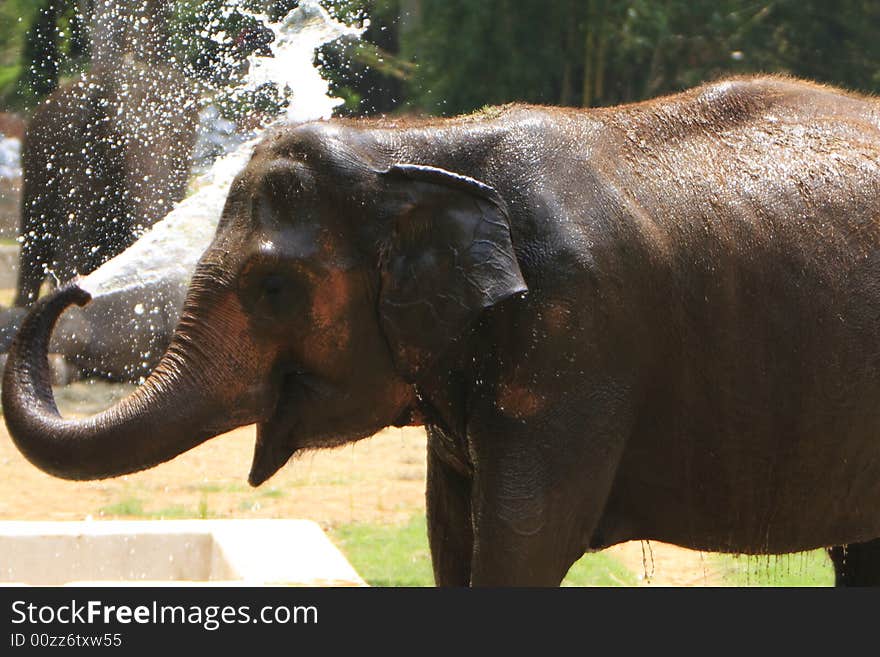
{"left": 2, "top": 123, "right": 527, "bottom": 486}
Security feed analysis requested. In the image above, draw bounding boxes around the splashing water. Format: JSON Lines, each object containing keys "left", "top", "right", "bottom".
{"left": 79, "top": 0, "right": 361, "bottom": 299}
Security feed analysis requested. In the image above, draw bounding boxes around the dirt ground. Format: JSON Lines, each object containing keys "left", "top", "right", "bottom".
{"left": 0, "top": 381, "right": 722, "bottom": 586}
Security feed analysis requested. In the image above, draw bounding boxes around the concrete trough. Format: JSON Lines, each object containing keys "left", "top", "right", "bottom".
{"left": 0, "top": 519, "right": 365, "bottom": 586}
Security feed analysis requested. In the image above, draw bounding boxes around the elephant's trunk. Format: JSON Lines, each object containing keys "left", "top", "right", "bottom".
{"left": 2, "top": 278, "right": 271, "bottom": 480}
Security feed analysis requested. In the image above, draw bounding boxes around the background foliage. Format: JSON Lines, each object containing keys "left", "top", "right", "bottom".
{"left": 2, "top": 0, "right": 880, "bottom": 116}
{"left": 332, "top": 0, "right": 880, "bottom": 116}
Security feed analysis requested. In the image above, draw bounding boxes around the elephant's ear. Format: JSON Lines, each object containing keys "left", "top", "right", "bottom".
{"left": 379, "top": 164, "right": 527, "bottom": 381}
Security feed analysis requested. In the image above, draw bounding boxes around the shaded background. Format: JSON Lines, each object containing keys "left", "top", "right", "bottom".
{"left": 2, "top": 0, "right": 880, "bottom": 117}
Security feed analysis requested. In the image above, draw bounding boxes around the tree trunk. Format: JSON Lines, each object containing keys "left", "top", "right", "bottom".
{"left": 593, "top": 0, "right": 608, "bottom": 105}
{"left": 560, "top": 0, "right": 577, "bottom": 106}
{"left": 582, "top": 0, "right": 595, "bottom": 107}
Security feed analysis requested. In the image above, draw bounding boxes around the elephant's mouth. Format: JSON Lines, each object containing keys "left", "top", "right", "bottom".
{"left": 249, "top": 414, "right": 296, "bottom": 486}
{"left": 248, "top": 367, "right": 303, "bottom": 487}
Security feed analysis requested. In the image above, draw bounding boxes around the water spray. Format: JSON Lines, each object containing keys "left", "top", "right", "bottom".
{"left": 79, "top": 0, "right": 362, "bottom": 300}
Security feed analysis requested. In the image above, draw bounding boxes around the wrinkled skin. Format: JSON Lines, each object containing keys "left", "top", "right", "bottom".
{"left": 14, "top": 59, "right": 198, "bottom": 307}
{"left": 6, "top": 76, "right": 880, "bottom": 586}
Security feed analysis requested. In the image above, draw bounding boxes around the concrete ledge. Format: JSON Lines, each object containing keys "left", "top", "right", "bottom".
{"left": 0, "top": 519, "right": 366, "bottom": 586}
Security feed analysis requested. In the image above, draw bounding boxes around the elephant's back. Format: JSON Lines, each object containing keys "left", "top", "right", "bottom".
{"left": 587, "top": 79, "right": 880, "bottom": 554}
{"left": 586, "top": 76, "right": 880, "bottom": 367}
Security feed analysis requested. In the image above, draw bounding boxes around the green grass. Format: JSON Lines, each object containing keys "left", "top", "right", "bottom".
{"left": 330, "top": 514, "right": 638, "bottom": 587}
{"left": 331, "top": 515, "right": 434, "bottom": 587}
{"left": 713, "top": 550, "right": 834, "bottom": 586}
{"left": 563, "top": 552, "right": 639, "bottom": 586}
{"left": 99, "top": 496, "right": 213, "bottom": 520}
{"left": 186, "top": 482, "right": 248, "bottom": 494}
{"left": 259, "top": 487, "right": 286, "bottom": 498}
{"left": 99, "top": 497, "right": 146, "bottom": 517}
{"left": 286, "top": 474, "right": 362, "bottom": 487}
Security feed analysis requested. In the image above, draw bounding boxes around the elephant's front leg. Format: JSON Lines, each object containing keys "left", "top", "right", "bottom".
{"left": 467, "top": 415, "right": 629, "bottom": 586}
{"left": 426, "top": 426, "right": 473, "bottom": 587}
{"left": 469, "top": 457, "right": 584, "bottom": 585}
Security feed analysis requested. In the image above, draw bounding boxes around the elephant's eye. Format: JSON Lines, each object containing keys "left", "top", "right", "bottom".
{"left": 262, "top": 274, "right": 284, "bottom": 299}
{"left": 259, "top": 273, "right": 289, "bottom": 312}
{"left": 249, "top": 270, "right": 308, "bottom": 320}
{"left": 239, "top": 258, "right": 310, "bottom": 321}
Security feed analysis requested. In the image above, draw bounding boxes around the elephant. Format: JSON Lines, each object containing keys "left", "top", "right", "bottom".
{"left": 5, "top": 75, "right": 880, "bottom": 586}
{"left": 14, "top": 57, "right": 198, "bottom": 307}
{"left": 0, "top": 272, "right": 186, "bottom": 381}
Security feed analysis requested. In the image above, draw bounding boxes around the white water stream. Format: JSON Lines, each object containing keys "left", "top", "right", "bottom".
{"left": 79, "top": 0, "right": 361, "bottom": 299}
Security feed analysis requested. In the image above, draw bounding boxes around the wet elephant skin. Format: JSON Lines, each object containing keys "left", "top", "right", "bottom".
{"left": 6, "top": 76, "right": 880, "bottom": 586}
